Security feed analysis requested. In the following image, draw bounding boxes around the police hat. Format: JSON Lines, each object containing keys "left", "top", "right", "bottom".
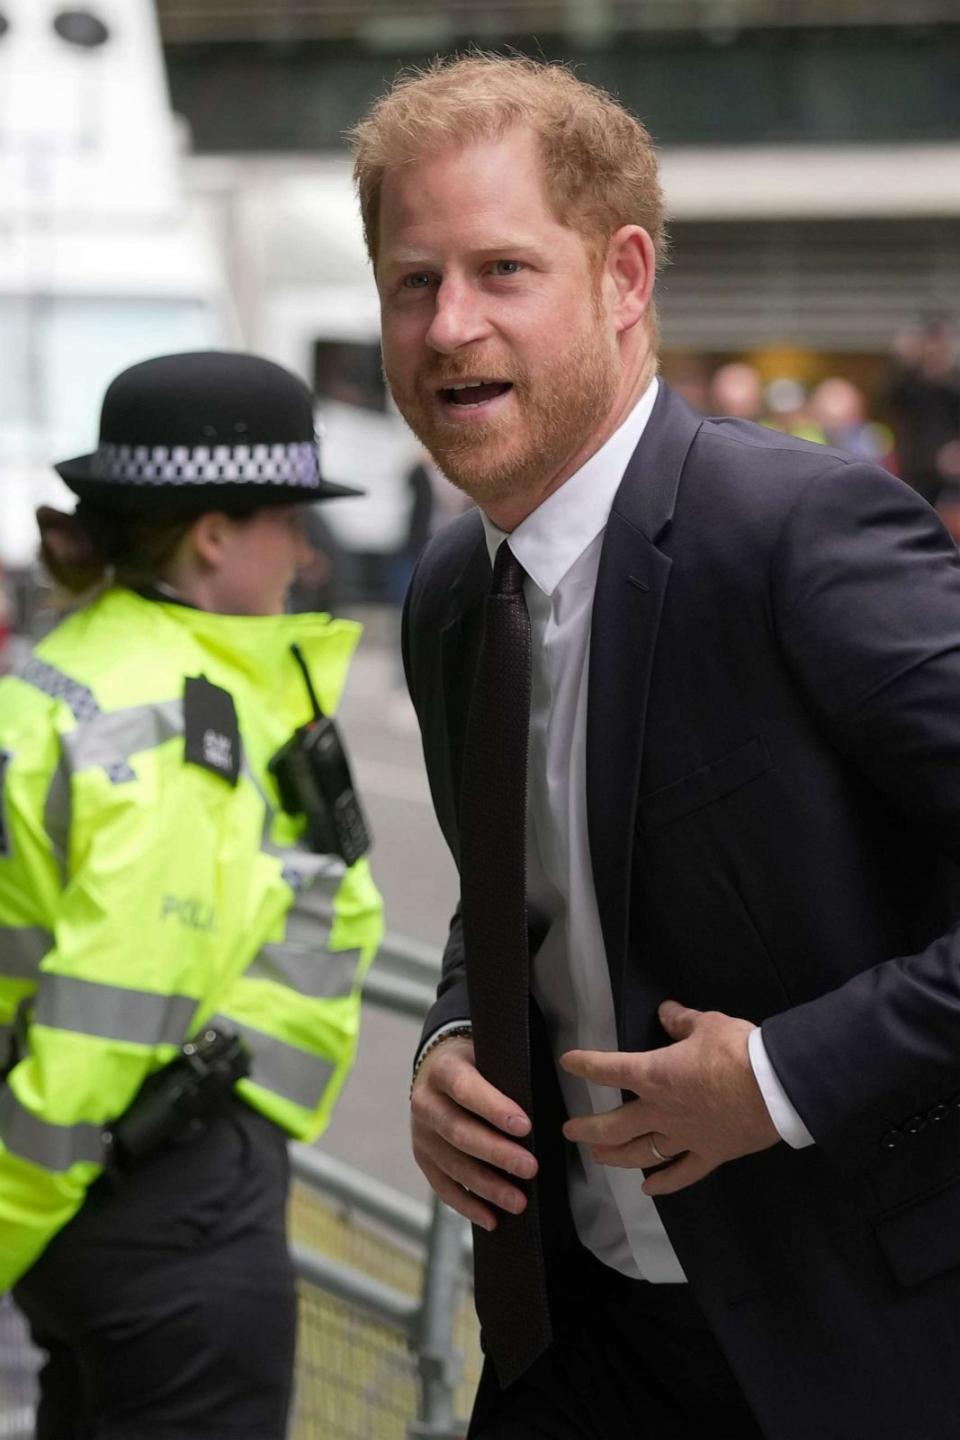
{"left": 55, "top": 351, "right": 361, "bottom": 511}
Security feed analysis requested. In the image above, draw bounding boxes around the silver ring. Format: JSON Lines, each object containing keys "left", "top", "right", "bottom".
{"left": 649, "top": 1137, "right": 670, "bottom": 1165}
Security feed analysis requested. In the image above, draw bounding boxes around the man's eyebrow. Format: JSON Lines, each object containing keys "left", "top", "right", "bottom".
{"left": 381, "top": 254, "right": 433, "bottom": 271}
{"left": 472, "top": 241, "right": 544, "bottom": 257}
{"left": 383, "top": 242, "right": 546, "bottom": 271}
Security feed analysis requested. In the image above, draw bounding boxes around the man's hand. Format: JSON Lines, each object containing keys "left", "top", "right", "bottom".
{"left": 410, "top": 1035, "right": 538, "bottom": 1231}
{"left": 560, "top": 1000, "right": 780, "bottom": 1197}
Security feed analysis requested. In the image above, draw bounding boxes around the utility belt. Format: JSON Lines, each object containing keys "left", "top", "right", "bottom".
{"left": 3, "top": 1010, "right": 249, "bottom": 1173}
{"left": 102, "top": 1027, "right": 250, "bottom": 1175}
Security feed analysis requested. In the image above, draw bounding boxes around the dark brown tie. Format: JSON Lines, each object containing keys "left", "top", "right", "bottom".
{"left": 459, "top": 540, "right": 552, "bottom": 1388}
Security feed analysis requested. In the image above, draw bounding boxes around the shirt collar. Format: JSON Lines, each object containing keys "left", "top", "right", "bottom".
{"left": 480, "top": 378, "right": 658, "bottom": 596}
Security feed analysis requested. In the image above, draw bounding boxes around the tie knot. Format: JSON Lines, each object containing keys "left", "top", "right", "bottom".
{"left": 491, "top": 542, "right": 526, "bottom": 596}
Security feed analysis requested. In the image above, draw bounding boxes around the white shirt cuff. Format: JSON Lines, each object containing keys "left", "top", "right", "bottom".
{"left": 748, "top": 1026, "right": 815, "bottom": 1149}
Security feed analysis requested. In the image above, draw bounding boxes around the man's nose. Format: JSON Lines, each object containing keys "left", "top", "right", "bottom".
{"left": 425, "top": 278, "right": 492, "bottom": 354}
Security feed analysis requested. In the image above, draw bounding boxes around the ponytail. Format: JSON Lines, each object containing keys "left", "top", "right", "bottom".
{"left": 36, "top": 505, "right": 110, "bottom": 597}
{"left": 36, "top": 503, "right": 203, "bottom": 603}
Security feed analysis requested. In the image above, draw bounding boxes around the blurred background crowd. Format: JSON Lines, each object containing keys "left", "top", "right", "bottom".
{"left": 1, "top": 0, "right": 959, "bottom": 649}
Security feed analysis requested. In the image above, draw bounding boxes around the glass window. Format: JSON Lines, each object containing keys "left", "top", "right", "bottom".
{"left": 38, "top": 296, "right": 222, "bottom": 457}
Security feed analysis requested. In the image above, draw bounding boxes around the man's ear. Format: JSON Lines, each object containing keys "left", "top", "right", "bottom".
{"left": 187, "top": 511, "right": 231, "bottom": 571}
{"left": 603, "top": 225, "right": 656, "bottom": 336}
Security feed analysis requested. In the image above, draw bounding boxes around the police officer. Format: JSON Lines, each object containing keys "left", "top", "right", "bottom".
{"left": 0, "top": 351, "right": 384, "bottom": 1439}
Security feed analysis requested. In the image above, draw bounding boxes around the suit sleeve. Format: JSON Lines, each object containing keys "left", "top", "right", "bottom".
{"left": 402, "top": 548, "right": 473, "bottom": 1051}
{"left": 760, "top": 461, "right": 960, "bottom": 1171}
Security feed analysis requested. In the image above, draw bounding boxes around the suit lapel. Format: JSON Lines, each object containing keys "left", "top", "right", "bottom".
{"left": 587, "top": 383, "right": 702, "bottom": 1028}
{"left": 439, "top": 527, "right": 490, "bottom": 852}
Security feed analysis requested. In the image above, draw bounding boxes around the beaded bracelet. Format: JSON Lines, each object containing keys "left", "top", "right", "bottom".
{"left": 409, "top": 1024, "right": 474, "bottom": 1099}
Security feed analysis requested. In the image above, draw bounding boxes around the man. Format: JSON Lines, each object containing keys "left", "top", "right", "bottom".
{"left": 352, "top": 56, "right": 960, "bottom": 1439}
{"left": 708, "top": 361, "right": 766, "bottom": 424}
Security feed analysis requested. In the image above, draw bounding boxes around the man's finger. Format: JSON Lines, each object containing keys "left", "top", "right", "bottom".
{"left": 590, "top": 1135, "right": 684, "bottom": 1170}
{"left": 562, "top": 1098, "right": 646, "bottom": 1147}
{"left": 641, "top": 1151, "right": 713, "bottom": 1197}
{"left": 560, "top": 1048, "right": 643, "bottom": 1090}
{"left": 445, "top": 1064, "right": 533, "bottom": 1136}
{"left": 423, "top": 1096, "right": 538, "bottom": 1179}
{"left": 420, "top": 1157, "right": 498, "bottom": 1232}
{"left": 658, "top": 999, "right": 701, "bottom": 1039}
{"left": 422, "top": 1041, "right": 532, "bottom": 1137}
{"left": 418, "top": 1133, "right": 531, "bottom": 1218}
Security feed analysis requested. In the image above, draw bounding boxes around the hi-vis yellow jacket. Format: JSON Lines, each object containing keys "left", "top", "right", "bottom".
{"left": 0, "top": 586, "right": 383, "bottom": 1291}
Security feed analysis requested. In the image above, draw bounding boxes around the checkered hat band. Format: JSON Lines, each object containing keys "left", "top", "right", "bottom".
{"left": 90, "top": 440, "right": 321, "bottom": 489}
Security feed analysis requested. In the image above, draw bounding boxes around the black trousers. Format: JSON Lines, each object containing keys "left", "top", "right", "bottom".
{"left": 469, "top": 1245, "right": 766, "bottom": 1440}
{"left": 13, "top": 1100, "right": 297, "bottom": 1440}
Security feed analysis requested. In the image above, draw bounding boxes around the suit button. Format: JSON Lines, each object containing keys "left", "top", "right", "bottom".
{"left": 905, "top": 1114, "right": 927, "bottom": 1135}
{"left": 881, "top": 1129, "right": 903, "bottom": 1151}
{"left": 928, "top": 1104, "right": 950, "bottom": 1123}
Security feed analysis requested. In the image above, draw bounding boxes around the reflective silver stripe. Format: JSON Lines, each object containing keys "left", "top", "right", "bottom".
{"left": 245, "top": 862, "right": 360, "bottom": 999}
{"left": 284, "top": 870, "right": 338, "bottom": 947}
{"left": 17, "top": 657, "right": 100, "bottom": 724}
{"left": 39, "top": 698, "right": 185, "bottom": 879}
{"left": 62, "top": 699, "right": 183, "bottom": 775}
{"left": 0, "top": 1086, "right": 104, "bottom": 1171}
{"left": 279, "top": 853, "right": 346, "bottom": 892}
{"left": 212, "top": 1015, "right": 337, "bottom": 1111}
{"left": 40, "top": 698, "right": 185, "bottom": 877}
{"left": 0, "top": 926, "right": 53, "bottom": 979}
{"left": 43, "top": 758, "right": 71, "bottom": 881}
{"left": 246, "top": 944, "right": 361, "bottom": 1001}
{"left": 34, "top": 975, "right": 198, "bottom": 1047}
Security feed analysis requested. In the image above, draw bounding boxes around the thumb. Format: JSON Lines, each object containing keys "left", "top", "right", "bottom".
{"left": 659, "top": 999, "right": 700, "bottom": 1039}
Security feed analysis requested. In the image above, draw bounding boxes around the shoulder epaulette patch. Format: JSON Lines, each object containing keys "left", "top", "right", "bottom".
{"left": 183, "top": 677, "right": 241, "bottom": 786}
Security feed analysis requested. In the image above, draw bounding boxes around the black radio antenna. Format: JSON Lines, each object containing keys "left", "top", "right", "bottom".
{"left": 289, "top": 643, "right": 325, "bottom": 719}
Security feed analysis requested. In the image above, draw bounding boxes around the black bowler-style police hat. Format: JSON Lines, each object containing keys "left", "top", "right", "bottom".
{"left": 55, "top": 350, "right": 361, "bottom": 511}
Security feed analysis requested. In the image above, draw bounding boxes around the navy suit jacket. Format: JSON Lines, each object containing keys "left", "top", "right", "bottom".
{"left": 402, "top": 382, "right": 960, "bottom": 1438}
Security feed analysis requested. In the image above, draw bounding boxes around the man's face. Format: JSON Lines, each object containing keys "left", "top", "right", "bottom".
{"left": 376, "top": 128, "right": 621, "bottom": 519}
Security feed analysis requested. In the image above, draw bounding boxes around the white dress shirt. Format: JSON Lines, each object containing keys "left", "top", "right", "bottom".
{"left": 437, "top": 378, "right": 812, "bottom": 1282}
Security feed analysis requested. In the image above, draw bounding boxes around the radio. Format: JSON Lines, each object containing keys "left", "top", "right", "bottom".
{"left": 268, "top": 643, "right": 371, "bottom": 865}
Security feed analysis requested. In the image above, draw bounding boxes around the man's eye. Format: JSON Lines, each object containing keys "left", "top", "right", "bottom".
{"left": 402, "top": 273, "right": 433, "bottom": 289}
{"left": 492, "top": 260, "right": 523, "bottom": 276}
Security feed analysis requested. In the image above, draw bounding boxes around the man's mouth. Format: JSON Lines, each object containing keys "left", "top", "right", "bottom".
{"left": 438, "top": 379, "right": 513, "bottom": 408}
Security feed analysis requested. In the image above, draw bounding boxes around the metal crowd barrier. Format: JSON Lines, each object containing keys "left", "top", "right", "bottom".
{"left": 287, "top": 931, "right": 481, "bottom": 1439}
{"left": 288, "top": 1153, "right": 480, "bottom": 1438}
{"left": 0, "top": 934, "right": 482, "bottom": 1440}
{"left": 0, "top": 1301, "right": 34, "bottom": 1440}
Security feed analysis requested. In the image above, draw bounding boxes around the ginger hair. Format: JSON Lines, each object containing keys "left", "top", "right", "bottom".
{"left": 350, "top": 53, "right": 668, "bottom": 298}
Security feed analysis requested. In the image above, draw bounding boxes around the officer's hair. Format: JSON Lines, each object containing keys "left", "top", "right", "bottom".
{"left": 37, "top": 504, "right": 204, "bottom": 603}
{"left": 350, "top": 52, "right": 668, "bottom": 296}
